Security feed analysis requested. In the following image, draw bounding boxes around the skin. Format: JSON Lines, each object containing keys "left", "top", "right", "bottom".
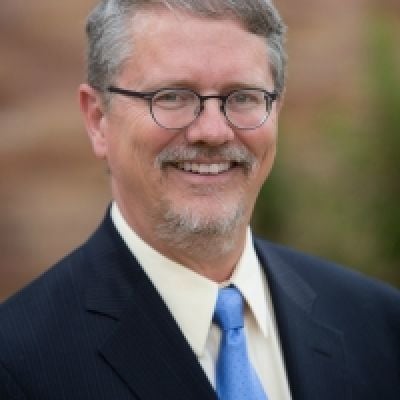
{"left": 79, "top": 8, "right": 281, "bottom": 282}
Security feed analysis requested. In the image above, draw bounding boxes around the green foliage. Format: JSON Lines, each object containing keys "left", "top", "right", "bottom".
{"left": 364, "top": 12, "right": 400, "bottom": 277}
{"left": 252, "top": 12, "right": 400, "bottom": 288}
{"left": 251, "top": 156, "right": 290, "bottom": 241}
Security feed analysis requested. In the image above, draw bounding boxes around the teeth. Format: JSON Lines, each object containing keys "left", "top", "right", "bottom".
{"left": 178, "top": 162, "right": 231, "bottom": 175}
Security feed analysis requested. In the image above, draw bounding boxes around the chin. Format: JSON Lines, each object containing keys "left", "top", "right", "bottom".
{"left": 154, "top": 198, "right": 247, "bottom": 252}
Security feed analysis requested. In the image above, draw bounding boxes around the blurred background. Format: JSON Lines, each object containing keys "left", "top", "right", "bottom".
{"left": 1, "top": 0, "right": 399, "bottom": 301}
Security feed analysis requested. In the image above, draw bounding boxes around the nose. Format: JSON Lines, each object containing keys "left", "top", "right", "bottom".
{"left": 185, "top": 98, "right": 235, "bottom": 146}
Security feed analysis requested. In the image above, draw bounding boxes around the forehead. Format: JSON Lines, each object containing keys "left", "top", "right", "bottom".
{"left": 118, "top": 8, "right": 272, "bottom": 90}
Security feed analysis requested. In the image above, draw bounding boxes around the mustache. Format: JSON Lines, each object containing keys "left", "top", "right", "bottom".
{"left": 155, "top": 144, "right": 258, "bottom": 172}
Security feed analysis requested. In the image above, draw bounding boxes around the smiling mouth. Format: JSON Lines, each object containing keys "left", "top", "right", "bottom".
{"left": 172, "top": 162, "right": 238, "bottom": 175}
{"left": 156, "top": 145, "right": 256, "bottom": 176}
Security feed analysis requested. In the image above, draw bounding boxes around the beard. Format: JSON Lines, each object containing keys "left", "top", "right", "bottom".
{"left": 154, "top": 194, "right": 247, "bottom": 257}
{"left": 153, "top": 143, "right": 257, "bottom": 257}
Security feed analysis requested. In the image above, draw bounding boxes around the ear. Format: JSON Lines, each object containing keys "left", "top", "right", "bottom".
{"left": 79, "top": 84, "right": 108, "bottom": 158}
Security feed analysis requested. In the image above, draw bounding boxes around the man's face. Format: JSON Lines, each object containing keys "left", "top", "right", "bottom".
{"left": 87, "top": 9, "right": 280, "bottom": 248}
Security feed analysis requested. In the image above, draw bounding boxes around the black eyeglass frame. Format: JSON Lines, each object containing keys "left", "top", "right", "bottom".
{"left": 107, "top": 85, "right": 278, "bottom": 130}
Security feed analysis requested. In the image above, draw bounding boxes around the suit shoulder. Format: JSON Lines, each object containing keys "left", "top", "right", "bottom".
{"left": 0, "top": 242, "right": 99, "bottom": 379}
{"left": 0, "top": 213, "right": 119, "bottom": 348}
{"left": 0, "top": 240, "right": 93, "bottom": 342}
{"left": 254, "top": 237, "right": 400, "bottom": 309}
{"left": 0, "top": 213, "right": 113, "bottom": 312}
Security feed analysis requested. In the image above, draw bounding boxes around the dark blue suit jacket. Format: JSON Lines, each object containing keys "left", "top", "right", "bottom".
{"left": 0, "top": 212, "right": 399, "bottom": 399}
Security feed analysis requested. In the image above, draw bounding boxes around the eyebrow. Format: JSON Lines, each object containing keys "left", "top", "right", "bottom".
{"left": 137, "top": 80, "right": 271, "bottom": 93}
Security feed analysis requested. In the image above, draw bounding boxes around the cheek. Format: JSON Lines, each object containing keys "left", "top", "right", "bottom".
{"left": 243, "top": 123, "right": 277, "bottom": 166}
{"left": 107, "top": 111, "right": 176, "bottom": 183}
{"left": 239, "top": 118, "right": 278, "bottom": 192}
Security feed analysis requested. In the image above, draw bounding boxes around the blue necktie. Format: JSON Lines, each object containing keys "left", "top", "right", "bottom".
{"left": 213, "top": 286, "right": 268, "bottom": 400}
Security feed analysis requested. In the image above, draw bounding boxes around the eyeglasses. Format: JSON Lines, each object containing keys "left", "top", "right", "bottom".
{"left": 108, "top": 86, "right": 277, "bottom": 130}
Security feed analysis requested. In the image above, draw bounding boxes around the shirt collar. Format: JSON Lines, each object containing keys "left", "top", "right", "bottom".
{"left": 230, "top": 230, "right": 269, "bottom": 338}
{"left": 111, "top": 202, "right": 268, "bottom": 357}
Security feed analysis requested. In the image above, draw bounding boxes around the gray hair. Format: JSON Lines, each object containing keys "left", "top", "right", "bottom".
{"left": 85, "top": 0, "right": 287, "bottom": 101}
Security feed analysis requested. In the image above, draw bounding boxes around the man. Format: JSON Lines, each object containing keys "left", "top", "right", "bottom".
{"left": 0, "top": 0, "right": 399, "bottom": 399}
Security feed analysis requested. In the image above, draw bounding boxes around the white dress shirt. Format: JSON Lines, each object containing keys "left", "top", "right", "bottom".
{"left": 111, "top": 202, "right": 292, "bottom": 400}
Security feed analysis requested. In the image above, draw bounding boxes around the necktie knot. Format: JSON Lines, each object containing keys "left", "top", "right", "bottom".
{"left": 213, "top": 286, "right": 244, "bottom": 331}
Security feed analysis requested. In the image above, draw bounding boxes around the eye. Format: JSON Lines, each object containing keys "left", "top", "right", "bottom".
{"left": 153, "top": 90, "right": 196, "bottom": 110}
{"left": 232, "top": 93, "right": 251, "bottom": 103}
{"left": 228, "top": 90, "right": 263, "bottom": 108}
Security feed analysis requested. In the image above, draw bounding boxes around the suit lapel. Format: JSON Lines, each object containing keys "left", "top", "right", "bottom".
{"left": 255, "top": 240, "right": 350, "bottom": 400}
{"left": 84, "top": 214, "right": 217, "bottom": 400}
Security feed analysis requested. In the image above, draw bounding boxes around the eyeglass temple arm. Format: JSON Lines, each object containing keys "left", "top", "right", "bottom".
{"left": 108, "top": 86, "right": 154, "bottom": 100}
